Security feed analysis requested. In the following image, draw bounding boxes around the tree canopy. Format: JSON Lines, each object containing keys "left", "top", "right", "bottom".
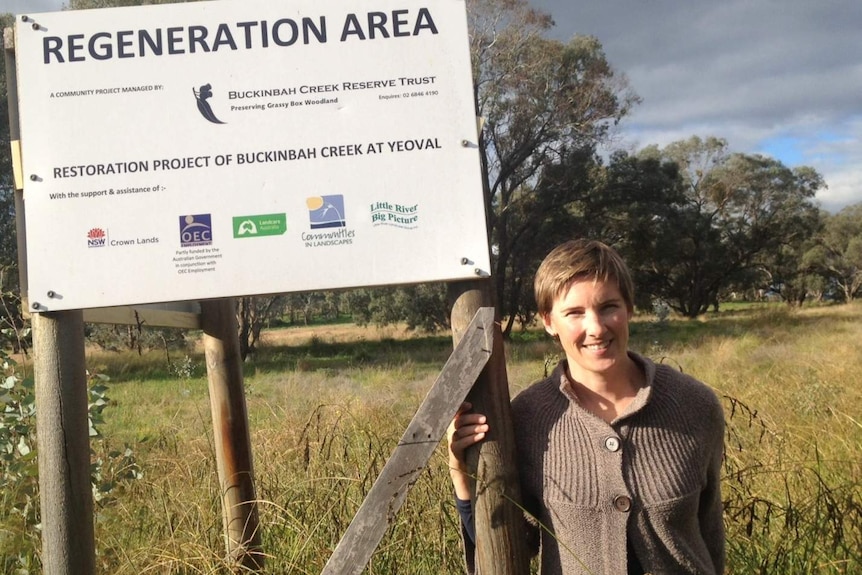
{"left": 0, "top": 1, "right": 855, "bottom": 346}
{"left": 468, "top": 0, "right": 640, "bottom": 332}
{"left": 809, "top": 204, "right": 862, "bottom": 301}
{"left": 625, "top": 137, "right": 824, "bottom": 316}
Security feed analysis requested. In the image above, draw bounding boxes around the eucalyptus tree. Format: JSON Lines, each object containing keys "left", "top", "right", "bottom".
{"left": 468, "top": 0, "right": 639, "bottom": 327}
{"left": 760, "top": 233, "right": 826, "bottom": 307}
{"left": 807, "top": 203, "right": 862, "bottom": 302}
{"left": 640, "top": 137, "right": 824, "bottom": 317}
{"left": 576, "top": 149, "right": 688, "bottom": 310}
{"left": 494, "top": 145, "right": 599, "bottom": 334}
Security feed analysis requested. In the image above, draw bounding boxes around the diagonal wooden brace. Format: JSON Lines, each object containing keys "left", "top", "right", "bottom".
{"left": 321, "top": 306, "right": 495, "bottom": 575}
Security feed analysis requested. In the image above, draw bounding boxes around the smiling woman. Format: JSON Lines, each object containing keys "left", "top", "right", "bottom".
{"left": 448, "top": 239, "right": 727, "bottom": 575}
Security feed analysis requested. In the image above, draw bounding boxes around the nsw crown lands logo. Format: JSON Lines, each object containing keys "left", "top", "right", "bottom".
{"left": 193, "top": 83, "right": 226, "bottom": 124}
{"left": 87, "top": 227, "right": 107, "bottom": 248}
{"left": 179, "top": 214, "right": 213, "bottom": 247}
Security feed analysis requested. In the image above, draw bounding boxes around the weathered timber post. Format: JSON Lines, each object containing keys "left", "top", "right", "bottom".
{"left": 448, "top": 280, "right": 530, "bottom": 575}
{"left": 9, "top": 28, "right": 95, "bottom": 575}
{"left": 32, "top": 311, "right": 96, "bottom": 575}
{"left": 199, "top": 299, "right": 264, "bottom": 571}
{"left": 321, "top": 308, "right": 496, "bottom": 575}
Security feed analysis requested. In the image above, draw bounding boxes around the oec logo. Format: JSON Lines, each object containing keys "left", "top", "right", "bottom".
{"left": 179, "top": 214, "right": 213, "bottom": 247}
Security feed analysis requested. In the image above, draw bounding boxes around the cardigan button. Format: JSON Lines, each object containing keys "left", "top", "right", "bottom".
{"left": 613, "top": 495, "right": 632, "bottom": 513}
{"left": 604, "top": 436, "right": 620, "bottom": 452}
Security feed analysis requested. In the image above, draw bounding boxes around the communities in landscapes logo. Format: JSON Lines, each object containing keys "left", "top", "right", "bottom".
{"left": 306, "top": 195, "right": 346, "bottom": 229}
{"left": 302, "top": 195, "right": 354, "bottom": 247}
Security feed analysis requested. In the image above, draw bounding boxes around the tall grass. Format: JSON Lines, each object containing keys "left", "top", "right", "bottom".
{"left": 3, "top": 303, "right": 861, "bottom": 573}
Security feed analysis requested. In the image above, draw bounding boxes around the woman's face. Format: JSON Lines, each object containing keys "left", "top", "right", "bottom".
{"left": 541, "top": 277, "right": 632, "bottom": 384}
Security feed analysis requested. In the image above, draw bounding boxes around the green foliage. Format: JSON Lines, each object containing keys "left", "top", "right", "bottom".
{"left": 346, "top": 283, "right": 451, "bottom": 332}
{"left": 0, "top": 356, "right": 39, "bottom": 535}
{"left": 0, "top": 350, "right": 142, "bottom": 572}
{"left": 469, "top": 0, "right": 639, "bottom": 329}
{"left": 809, "top": 203, "right": 862, "bottom": 301}
{"left": 85, "top": 323, "right": 189, "bottom": 355}
{"left": 236, "top": 295, "right": 287, "bottom": 359}
{"left": 627, "top": 137, "right": 824, "bottom": 317}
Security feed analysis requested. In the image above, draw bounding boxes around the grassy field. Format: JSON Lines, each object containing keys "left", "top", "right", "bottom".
{"left": 3, "top": 302, "right": 861, "bottom": 573}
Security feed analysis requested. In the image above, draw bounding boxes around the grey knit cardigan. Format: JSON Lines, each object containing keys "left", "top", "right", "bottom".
{"left": 504, "top": 353, "right": 725, "bottom": 575}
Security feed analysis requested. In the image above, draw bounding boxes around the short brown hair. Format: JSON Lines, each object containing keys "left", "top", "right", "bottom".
{"left": 533, "top": 239, "right": 635, "bottom": 316}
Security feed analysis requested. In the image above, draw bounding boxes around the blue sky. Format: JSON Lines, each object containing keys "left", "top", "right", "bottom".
{"left": 530, "top": 0, "right": 862, "bottom": 213}
{"left": 4, "top": 0, "right": 861, "bottom": 212}
{"left": 1, "top": 0, "right": 64, "bottom": 15}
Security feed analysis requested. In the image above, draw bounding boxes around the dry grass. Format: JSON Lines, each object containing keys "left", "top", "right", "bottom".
{"left": 3, "top": 303, "right": 861, "bottom": 573}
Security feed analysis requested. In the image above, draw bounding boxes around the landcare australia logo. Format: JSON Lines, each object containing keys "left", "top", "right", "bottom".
{"left": 232, "top": 213, "right": 287, "bottom": 238}
{"left": 179, "top": 214, "right": 213, "bottom": 247}
{"left": 87, "top": 227, "right": 107, "bottom": 248}
{"left": 193, "top": 83, "right": 226, "bottom": 124}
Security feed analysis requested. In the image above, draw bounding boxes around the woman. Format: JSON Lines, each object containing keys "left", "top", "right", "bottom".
{"left": 448, "top": 239, "right": 725, "bottom": 574}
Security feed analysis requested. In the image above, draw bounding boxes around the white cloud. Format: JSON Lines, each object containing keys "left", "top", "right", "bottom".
{"left": 531, "top": 0, "right": 862, "bottom": 211}
{"left": 820, "top": 169, "right": 862, "bottom": 213}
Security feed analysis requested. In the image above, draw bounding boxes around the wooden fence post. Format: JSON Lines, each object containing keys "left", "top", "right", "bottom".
{"left": 32, "top": 310, "right": 96, "bottom": 575}
{"left": 199, "top": 299, "right": 263, "bottom": 571}
{"left": 448, "top": 280, "right": 530, "bottom": 575}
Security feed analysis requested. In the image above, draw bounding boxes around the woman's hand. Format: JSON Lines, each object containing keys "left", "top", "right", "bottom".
{"left": 447, "top": 402, "right": 489, "bottom": 499}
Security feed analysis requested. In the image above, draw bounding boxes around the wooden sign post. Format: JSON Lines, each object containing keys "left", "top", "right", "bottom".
{"left": 200, "top": 299, "right": 263, "bottom": 570}
{"left": 32, "top": 310, "right": 96, "bottom": 575}
{"left": 449, "top": 281, "right": 531, "bottom": 575}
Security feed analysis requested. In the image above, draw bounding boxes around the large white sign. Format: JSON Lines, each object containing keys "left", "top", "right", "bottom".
{"left": 14, "top": 0, "right": 489, "bottom": 312}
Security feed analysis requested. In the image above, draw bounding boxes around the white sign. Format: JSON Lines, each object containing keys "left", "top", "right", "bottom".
{"left": 14, "top": 0, "right": 489, "bottom": 312}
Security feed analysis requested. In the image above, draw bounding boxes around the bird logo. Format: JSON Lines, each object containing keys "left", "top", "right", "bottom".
{"left": 193, "top": 83, "right": 226, "bottom": 124}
